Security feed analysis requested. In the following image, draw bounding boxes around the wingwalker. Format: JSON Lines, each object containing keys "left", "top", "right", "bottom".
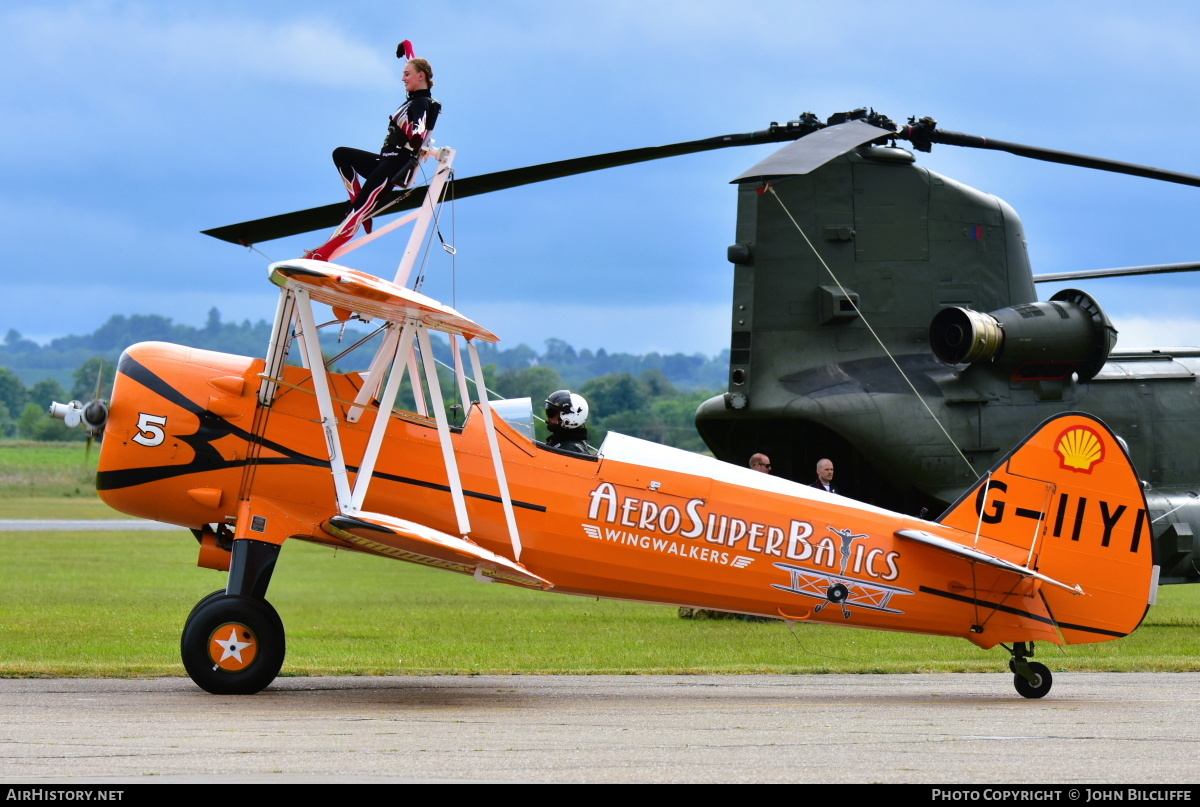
{"left": 53, "top": 140, "right": 1157, "bottom": 698}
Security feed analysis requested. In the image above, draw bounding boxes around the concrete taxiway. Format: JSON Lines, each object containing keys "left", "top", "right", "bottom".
{"left": 1, "top": 673, "right": 1197, "bottom": 783}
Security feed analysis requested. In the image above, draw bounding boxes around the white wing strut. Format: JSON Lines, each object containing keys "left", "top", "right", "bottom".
{"left": 467, "top": 339, "right": 523, "bottom": 561}
{"left": 348, "top": 324, "right": 401, "bottom": 423}
{"left": 349, "top": 322, "right": 417, "bottom": 512}
{"left": 293, "top": 287, "right": 352, "bottom": 512}
{"left": 417, "top": 325, "right": 471, "bottom": 536}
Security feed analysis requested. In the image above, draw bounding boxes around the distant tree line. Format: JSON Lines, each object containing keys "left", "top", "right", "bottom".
{"left": 0, "top": 310, "right": 728, "bottom": 450}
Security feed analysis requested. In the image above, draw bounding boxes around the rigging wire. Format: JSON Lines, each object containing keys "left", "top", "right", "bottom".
{"left": 430, "top": 351, "right": 550, "bottom": 426}
{"left": 766, "top": 184, "right": 980, "bottom": 481}
{"left": 782, "top": 618, "right": 865, "bottom": 661}
{"left": 410, "top": 160, "right": 453, "bottom": 293}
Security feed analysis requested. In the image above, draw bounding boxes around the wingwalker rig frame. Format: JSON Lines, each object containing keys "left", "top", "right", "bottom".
{"left": 218, "top": 144, "right": 547, "bottom": 607}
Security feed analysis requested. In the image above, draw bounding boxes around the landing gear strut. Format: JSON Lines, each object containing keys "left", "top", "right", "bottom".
{"left": 180, "top": 538, "right": 285, "bottom": 695}
{"left": 1005, "top": 641, "right": 1053, "bottom": 699}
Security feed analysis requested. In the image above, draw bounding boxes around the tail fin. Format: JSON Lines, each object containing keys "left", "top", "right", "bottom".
{"left": 937, "top": 412, "right": 1156, "bottom": 644}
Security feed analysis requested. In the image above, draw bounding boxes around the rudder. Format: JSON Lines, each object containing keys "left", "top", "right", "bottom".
{"left": 937, "top": 412, "right": 1156, "bottom": 644}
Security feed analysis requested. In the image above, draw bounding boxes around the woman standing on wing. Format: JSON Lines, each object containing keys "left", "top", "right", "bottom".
{"left": 306, "top": 41, "right": 441, "bottom": 262}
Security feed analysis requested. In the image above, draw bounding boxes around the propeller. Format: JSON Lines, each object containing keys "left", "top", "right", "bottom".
{"left": 82, "top": 361, "right": 108, "bottom": 463}
{"left": 202, "top": 109, "right": 1200, "bottom": 246}
{"left": 47, "top": 359, "right": 109, "bottom": 462}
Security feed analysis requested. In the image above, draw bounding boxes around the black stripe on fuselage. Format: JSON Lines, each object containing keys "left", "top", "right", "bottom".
{"left": 97, "top": 353, "right": 547, "bottom": 512}
{"left": 918, "top": 585, "right": 1128, "bottom": 639}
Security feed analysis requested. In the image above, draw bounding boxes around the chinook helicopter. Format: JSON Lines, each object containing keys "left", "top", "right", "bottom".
{"left": 204, "top": 108, "right": 1200, "bottom": 585}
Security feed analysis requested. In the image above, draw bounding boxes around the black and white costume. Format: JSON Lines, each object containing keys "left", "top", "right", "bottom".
{"left": 308, "top": 89, "right": 441, "bottom": 261}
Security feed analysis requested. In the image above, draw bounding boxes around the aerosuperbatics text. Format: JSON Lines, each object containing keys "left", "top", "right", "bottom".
{"left": 582, "top": 482, "right": 901, "bottom": 578}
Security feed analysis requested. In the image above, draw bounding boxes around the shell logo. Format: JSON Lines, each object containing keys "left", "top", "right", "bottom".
{"left": 1054, "top": 426, "right": 1105, "bottom": 473}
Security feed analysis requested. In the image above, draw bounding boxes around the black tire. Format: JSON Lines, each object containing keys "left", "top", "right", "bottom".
{"left": 1013, "top": 661, "right": 1053, "bottom": 699}
{"left": 180, "top": 594, "right": 285, "bottom": 695}
{"left": 185, "top": 590, "right": 227, "bottom": 624}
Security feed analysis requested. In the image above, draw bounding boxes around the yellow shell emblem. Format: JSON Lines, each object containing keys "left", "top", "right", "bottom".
{"left": 1055, "top": 426, "right": 1105, "bottom": 473}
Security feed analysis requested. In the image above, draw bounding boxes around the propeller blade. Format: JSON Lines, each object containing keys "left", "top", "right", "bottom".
{"left": 1033, "top": 262, "right": 1200, "bottom": 283}
{"left": 730, "top": 119, "right": 893, "bottom": 184}
{"left": 202, "top": 125, "right": 820, "bottom": 245}
{"left": 92, "top": 358, "right": 104, "bottom": 401}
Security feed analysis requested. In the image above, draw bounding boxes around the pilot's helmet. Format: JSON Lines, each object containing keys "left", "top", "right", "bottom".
{"left": 545, "top": 389, "right": 588, "bottom": 429}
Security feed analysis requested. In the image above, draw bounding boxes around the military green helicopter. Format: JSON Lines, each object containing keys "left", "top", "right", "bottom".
{"left": 205, "top": 108, "right": 1200, "bottom": 584}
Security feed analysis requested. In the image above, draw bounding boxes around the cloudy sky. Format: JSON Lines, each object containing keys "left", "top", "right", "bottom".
{"left": 5, "top": 0, "right": 1200, "bottom": 356}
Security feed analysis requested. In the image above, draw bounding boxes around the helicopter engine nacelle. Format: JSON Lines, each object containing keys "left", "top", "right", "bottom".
{"left": 929, "top": 289, "right": 1117, "bottom": 382}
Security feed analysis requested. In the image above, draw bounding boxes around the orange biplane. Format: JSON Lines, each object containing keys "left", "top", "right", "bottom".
{"left": 54, "top": 145, "right": 1157, "bottom": 697}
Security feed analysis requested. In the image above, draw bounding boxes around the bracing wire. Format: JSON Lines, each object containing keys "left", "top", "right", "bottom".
{"left": 411, "top": 160, "right": 456, "bottom": 293}
{"left": 767, "top": 185, "right": 980, "bottom": 481}
{"left": 430, "top": 351, "right": 550, "bottom": 426}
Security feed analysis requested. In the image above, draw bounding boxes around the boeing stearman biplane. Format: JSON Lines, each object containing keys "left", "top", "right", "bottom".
{"left": 54, "top": 143, "right": 1157, "bottom": 698}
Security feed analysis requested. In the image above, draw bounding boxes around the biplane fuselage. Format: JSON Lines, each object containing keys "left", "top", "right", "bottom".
{"left": 98, "top": 336, "right": 1152, "bottom": 651}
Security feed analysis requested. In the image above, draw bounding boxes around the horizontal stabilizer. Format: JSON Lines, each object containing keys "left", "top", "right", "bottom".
{"left": 322, "top": 512, "right": 551, "bottom": 589}
{"left": 895, "top": 528, "right": 1082, "bottom": 595}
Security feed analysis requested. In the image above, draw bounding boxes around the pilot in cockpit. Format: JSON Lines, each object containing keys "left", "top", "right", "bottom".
{"left": 544, "top": 389, "right": 592, "bottom": 455}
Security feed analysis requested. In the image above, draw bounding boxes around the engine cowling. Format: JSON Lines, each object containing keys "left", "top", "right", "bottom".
{"left": 929, "top": 289, "right": 1117, "bottom": 382}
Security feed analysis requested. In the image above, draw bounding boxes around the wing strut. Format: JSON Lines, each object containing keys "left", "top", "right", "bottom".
{"left": 417, "top": 324, "right": 471, "bottom": 536}
{"left": 467, "top": 339, "right": 523, "bottom": 561}
{"left": 293, "top": 285, "right": 353, "bottom": 512}
{"left": 349, "top": 321, "right": 417, "bottom": 512}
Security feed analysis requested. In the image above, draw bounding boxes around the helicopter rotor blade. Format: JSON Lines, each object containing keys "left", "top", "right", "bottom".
{"left": 202, "top": 125, "right": 822, "bottom": 246}
{"left": 730, "top": 119, "right": 893, "bottom": 184}
{"left": 1033, "top": 262, "right": 1200, "bottom": 283}
{"left": 900, "top": 123, "right": 1200, "bottom": 188}
{"left": 204, "top": 110, "right": 1200, "bottom": 247}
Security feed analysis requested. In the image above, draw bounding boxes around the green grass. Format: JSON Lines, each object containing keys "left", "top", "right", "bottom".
{"left": 0, "top": 441, "right": 121, "bottom": 518}
{"left": 1, "top": 528, "right": 1197, "bottom": 678}
{"left": 1, "top": 441, "right": 1197, "bottom": 678}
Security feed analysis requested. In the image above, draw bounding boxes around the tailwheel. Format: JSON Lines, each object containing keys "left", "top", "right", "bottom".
{"left": 1006, "top": 641, "right": 1053, "bottom": 699}
{"left": 180, "top": 593, "right": 285, "bottom": 695}
{"left": 1013, "top": 661, "right": 1053, "bottom": 699}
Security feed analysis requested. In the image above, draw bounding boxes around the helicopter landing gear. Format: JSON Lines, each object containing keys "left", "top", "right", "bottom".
{"left": 181, "top": 593, "right": 285, "bottom": 695}
{"left": 1005, "top": 642, "right": 1053, "bottom": 699}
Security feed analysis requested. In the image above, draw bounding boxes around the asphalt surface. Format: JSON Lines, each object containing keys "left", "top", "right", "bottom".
{"left": 1, "top": 673, "right": 1198, "bottom": 784}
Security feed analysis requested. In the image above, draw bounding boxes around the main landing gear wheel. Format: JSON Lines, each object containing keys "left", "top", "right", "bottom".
{"left": 180, "top": 593, "right": 285, "bottom": 695}
{"left": 185, "top": 590, "right": 227, "bottom": 623}
{"left": 1013, "top": 661, "right": 1053, "bottom": 699}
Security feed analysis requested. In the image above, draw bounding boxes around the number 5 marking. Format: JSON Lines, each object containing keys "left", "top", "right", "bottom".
{"left": 133, "top": 413, "right": 168, "bottom": 447}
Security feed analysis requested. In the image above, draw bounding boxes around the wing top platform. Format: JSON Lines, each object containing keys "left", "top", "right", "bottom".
{"left": 269, "top": 259, "right": 498, "bottom": 342}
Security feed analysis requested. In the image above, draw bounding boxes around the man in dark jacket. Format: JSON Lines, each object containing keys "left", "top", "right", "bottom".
{"left": 811, "top": 458, "right": 838, "bottom": 494}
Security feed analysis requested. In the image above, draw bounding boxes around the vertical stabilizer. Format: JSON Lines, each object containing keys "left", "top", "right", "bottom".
{"left": 937, "top": 412, "right": 1155, "bottom": 644}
